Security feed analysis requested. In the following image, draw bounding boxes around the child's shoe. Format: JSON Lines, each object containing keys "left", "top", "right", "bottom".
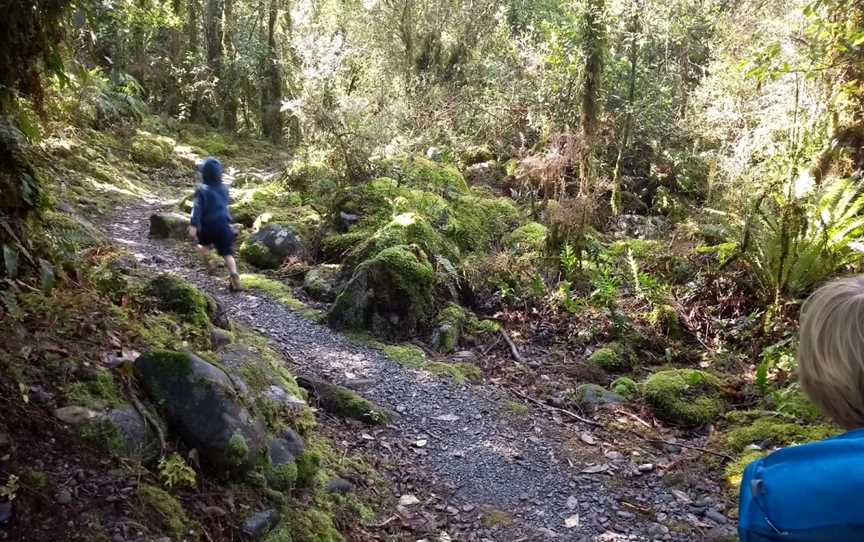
{"left": 229, "top": 272, "right": 242, "bottom": 292}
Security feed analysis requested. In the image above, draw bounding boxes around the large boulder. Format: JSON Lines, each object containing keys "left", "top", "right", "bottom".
{"left": 134, "top": 351, "right": 266, "bottom": 475}
{"left": 302, "top": 264, "right": 341, "bottom": 302}
{"left": 239, "top": 223, "right": 303, "bottom": 269}
{"left": 297, "top": 376, "right": 390, "bottom": 425}
{"left": 149, "top": 212, "right": 190, "bottom": 240}
{"left": 328, "top": 245, "right": 435, "bottom": 338}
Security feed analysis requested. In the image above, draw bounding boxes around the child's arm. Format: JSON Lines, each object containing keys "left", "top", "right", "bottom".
{"left": 188, "top": 188, "right": 203, "bottom": 238}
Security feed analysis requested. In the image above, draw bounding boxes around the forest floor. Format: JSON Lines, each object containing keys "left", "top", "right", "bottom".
{"left": 95, "top": 165, "right": 738, "bottom": 541}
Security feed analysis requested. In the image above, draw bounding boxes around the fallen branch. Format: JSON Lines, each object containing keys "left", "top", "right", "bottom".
{"left": 624, "top": 429, "right": 733, "bottom": 461}
{"left": 124, "top": 381, "right": 166, "bottom": 455}
{"left": 499, "top": 328, "right": 526, "bottom": 364}
{"left": 510, "top": 388, "right": 603, "bottom": 427}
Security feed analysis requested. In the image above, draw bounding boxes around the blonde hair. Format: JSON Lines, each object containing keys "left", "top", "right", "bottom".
{"left": 799, "top": 275, "right": 864, "bottom": 429}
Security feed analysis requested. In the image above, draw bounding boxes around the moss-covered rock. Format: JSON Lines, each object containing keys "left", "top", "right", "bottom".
{"left": 328, "top": 245, "right": 435, "bottom": 338}
{"left": 134, "top": 351, "right": 267, "bottom": 475}
{"left": 137, "top": 484, "right": 196, "bottom": 540}
{"left": 643, "top": 369, "right": 723, "bottom": 426}
{"left": 296, "top": 376, "right": 390, "bottom": 425}
{"left": 446, "top": 194, "right": 521, "bottom": 254}
{"left": 571, "top": 384, "right": 626, "bottom": 411}
{"left": 588, "top": 343, "right": 632, "bottom": 373}
{"left": 149, "top": 212, "right": 190, "bottom": 240}
{"left": 341, "top": 213, "right": 458, "bottom": 279}
{"left": 380, "top": 156, "right": 469, "bottom": 195}
{"left": 302, "top": 264, "right": 341, "bottom": 302}
{"left": 239, "top": 223, "right": 304, "bottom": 269}
{"left": 505, "top": 222, "right": 547, "bottom": 253}
{"left": 277, "top": 507, "right": 345, "bottom": 542}
{"left": 461, "top": 145, "right": 495, "bottom": 166}
{"left": 142, "top": 274, "right": 215, "bottom": 328}
{"left": 130, "top": 132, "right": 175, "bottom": 167}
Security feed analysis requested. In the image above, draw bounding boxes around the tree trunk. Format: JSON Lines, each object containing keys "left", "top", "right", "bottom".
{"left": 221, "top": 0, "right": 238, "bottom": 130}
{"left": 205, "top": 0, "right": 224, "bottom": 125}
{"left": 578, "top": 0, "right": 606, "bottom": 196}
{"left": 260, "top": 0, "right": 283, "bottom": 143}
{"left": 611, "top": 3, "right": 639, "bottom": 215}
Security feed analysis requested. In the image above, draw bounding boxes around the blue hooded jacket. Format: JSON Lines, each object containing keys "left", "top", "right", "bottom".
{"left": 739, "top": 428, "right": 864, "bottom": 541}
{"left": 190, "top": 158, "right": 231, "bottom": 228}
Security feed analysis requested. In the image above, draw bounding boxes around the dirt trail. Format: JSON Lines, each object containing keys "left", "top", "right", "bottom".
{"left": 103, "top": 198, "right": 730, "bottom": 542}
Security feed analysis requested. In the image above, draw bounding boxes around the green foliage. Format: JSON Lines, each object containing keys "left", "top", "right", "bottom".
{"left": 130, "top": 132, "right": 175, "bottom": 167}
{"left": 559, "top": 242, "right": 578, "bottom": 279}
{"left": 746, "top": 177, "right": 864, "bottom": 301}
{"left": 588, "top": 343, "right": 632, "bottom": 373}
{"left": 0, "top": 475, "right": 19, "bottom": 502}
{"left": 506, "top": 222, "right": 548, "bottom": 253}
{"left": 158, "top": 453, "right": 197, "bottom": 489}
{"left": 721, "top": 415, "right": 837, "bottom": 454}
{"left": 610, "top": 377, "right": 638, "bottom": 399}
{"left": 137, "top": 484, "right": 196, "bottom": 540}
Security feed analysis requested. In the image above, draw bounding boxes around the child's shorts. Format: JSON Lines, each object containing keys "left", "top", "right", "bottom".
{"left": 197, "top": 221, "right": 235, "bottom": 256}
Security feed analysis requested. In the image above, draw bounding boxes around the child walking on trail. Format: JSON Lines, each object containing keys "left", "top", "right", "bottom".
{"left": 187, "top": 157, "right": 242, "bottom": 291}
{"left": 738, "top": 275, "right": 864, "bottom": 541}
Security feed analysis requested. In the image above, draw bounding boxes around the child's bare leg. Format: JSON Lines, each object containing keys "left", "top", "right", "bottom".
{"left": 197, "top": 245, "right": 215, "bottom": 273}
{"left": 224, "top": 255, "right": 238, "bottom": 275}
{"left": 224, "top": 255, "right": 241, "bottom": 290}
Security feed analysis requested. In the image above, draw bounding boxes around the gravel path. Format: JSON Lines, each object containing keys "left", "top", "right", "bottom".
{"left": 102, "top": 202, "right": 733, "bottom": 542}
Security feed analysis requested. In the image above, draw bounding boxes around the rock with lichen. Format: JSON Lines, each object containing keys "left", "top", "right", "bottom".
{"left": 240, "top": 223, "right": 304, "bottom": 269}
{"left": 134, "top": 351, "right": 266, "bottom": 475}
{"left": 149, "top": 212, "right": 191, "bottom": 240}
{"left": 328, "top": 245, "right": 435, "bottom": 338}
{"left": 643, "top": 369, "right": 723, "bottom": 427}
{"left": 297, "top": 376, "right": 390, "bottom": 425}
{"left": 302, "top": 264, "right": 341, "bottom": 302}
{"left": 142, "top": 274, "right": 217, "bottom": 328}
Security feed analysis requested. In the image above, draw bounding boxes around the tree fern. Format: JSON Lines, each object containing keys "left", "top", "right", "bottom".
{"left": 746, "top": 178, "right": 864, "bottom": 299}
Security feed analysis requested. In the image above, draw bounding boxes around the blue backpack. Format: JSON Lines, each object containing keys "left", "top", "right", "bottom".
{"left": 739, "top": 428, "right": 864, "bottom": 541}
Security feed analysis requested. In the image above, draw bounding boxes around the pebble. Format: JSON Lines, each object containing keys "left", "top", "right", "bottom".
{"left": 604, "top": 451, "right": 625, "bottom": 461}
{"left": 705, "top": 509, "right": 728, "bottom": 524}
{"left": 56, "top": 488, "right": 73, "bottom": 505}
{"left": 616, "top": 510, "right": 634, "bottom": 520}
{"left": 325, "top": 478, "right": 354, "bottom": 494}
{"left": 242, "top": 508, "right": 281, "bottom": 539}
{"left": 637, "top": 463, "right": 655, "bottom": 473}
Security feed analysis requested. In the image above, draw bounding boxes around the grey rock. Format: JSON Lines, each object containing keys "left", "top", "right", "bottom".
{"left": 430, "top": 323, "right": 458, "bottom": 353}
{"left": 637, "top": 463, "right": 655, "bottom": 473}
{"left": 464, "top": 161, "right": 504, "bottom": 188}
{"left": 571, "top": 384, "right": 625, "bottom": 411}
{"left": 339, "top": 211, "right": 360, "bottom": 230}
{"left": 265, "top": 438, "right": 298, "bottom": 489}
{"left": 210, "top": 327, "right": 234, "bottom": 350}
{"left": 242, "top": 223, "right": 303, "bottom": 269}
{"left": 230, "top": 223, "right": 244, "bottom": 236}
{"left": 149, "top": 213, "right": 190, "bottom": 240}
{"left": 302, "top": 264, "right": 341, "bottom": 302}
{"left": 277, "top": 429, "right": 305, "bottom": 458}
{"left": 263, "top": 386, "right": 306, "bottom": 409}
{"left": 134, "top": 351, "right": 265, "bottom": 475}
{"left": 343, "top": 378, "right": 377, "bottom": 391}
{"left": 426, "top": 146, "right": 442, "bottom": 161}
{"left": 29, "top": 385, "right": 54, "bottom": 404}
{"left": 241, "top": 508, "right": 281, "bottom": 539}
{"left": 56, "top": 488, "right": 73, "bottom": 505}
{"left": 704, "top": 509, "right": 728, "bottom": 524}
{"left": 102, "top": 406, "right": 161, "bottom": 462}
{"left": 325, "top": 478, "right": 354, "bottom": 494}
{"left": 211, "top": 299, "right": 231, "bottom": 330}
{"left": 55, "top": 406, "right": 99, "bottom": 426}
{"left": 609, "top": 214, "right": 670, "bottom": 240}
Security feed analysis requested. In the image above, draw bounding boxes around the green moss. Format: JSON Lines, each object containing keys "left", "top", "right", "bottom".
{"left": 610, "top": 377, "right": 639, "bottom": 399}
{"left": 227, "top": 431, "right": 250, "bottom": 467}
{"left": 500, "top": 400, "right": 530, "bottom": 417}
{"left": 453, "top": 362, "right": 482, "bottom": 382}
{"left": 381, "top": 343, "right": 427, "bottom": 368}
{"left": 142, "top": 274, "right": 214, "bottom": 327}
{"left": 265, "top": 461, "right": 298, "bottom": 491}
{"left": 461, "top": 145, "right": 495, "bottom": 166}
{"left": 321, "top": 231, "right": 371, "bottom": 261}
{"left": 66, "top": 370, "right": 124, "bottom": 409}
{"left": 381, "top": 156, "right": 469, "bottom": 195}
{"left": 20, "top": 470, "right": 50, "bottom": 491}
{"left": 37, "top": 210, "right": 103, "bottom": 261}
{"left": 643, "top": 369, "right": 723, "bottom": 426}
{"left": 770, "top": 388, "right": 824, "bottom": 423}
{"left": 647, "top": 304, "right": 681, "bottom": 337}
{"left": 295, "top": 449, "right": 322, "bottom": 488}
{"left": 505, "top": 222, "right": 547, "bottom": 253}
{"left": 589, "top": 345, "right": 631, "bottom": 373}
{"left": 329, "top": 245, "right": 436, "bottom": 337}
{"left": 239, "top": 274, "right": 305, "bottom": 310}
{"left": 239, "top": 240, "right": 282, "bottom": 269}
{"left": 302, "top": 378, "right": 390, "bottom": 425}
{"left": 137, "top": 484, "right": 196, "bottom": 540}
{"left": 130, "top": 132, "right": 175, "bottom": 167}
{"left": 281, "top": 507, "right": 345, "bottom": 542}
{"left": 481, "top": 509, "right": 514, "bottom": 528}
{"left": 447, "top": 194, "right": 521, "bottom": 254}
{"left": 722, "top": 415, "right": 838, "bottom": 453}
{"left": 183, "top": 131, "right": 238, "bottom": 156}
